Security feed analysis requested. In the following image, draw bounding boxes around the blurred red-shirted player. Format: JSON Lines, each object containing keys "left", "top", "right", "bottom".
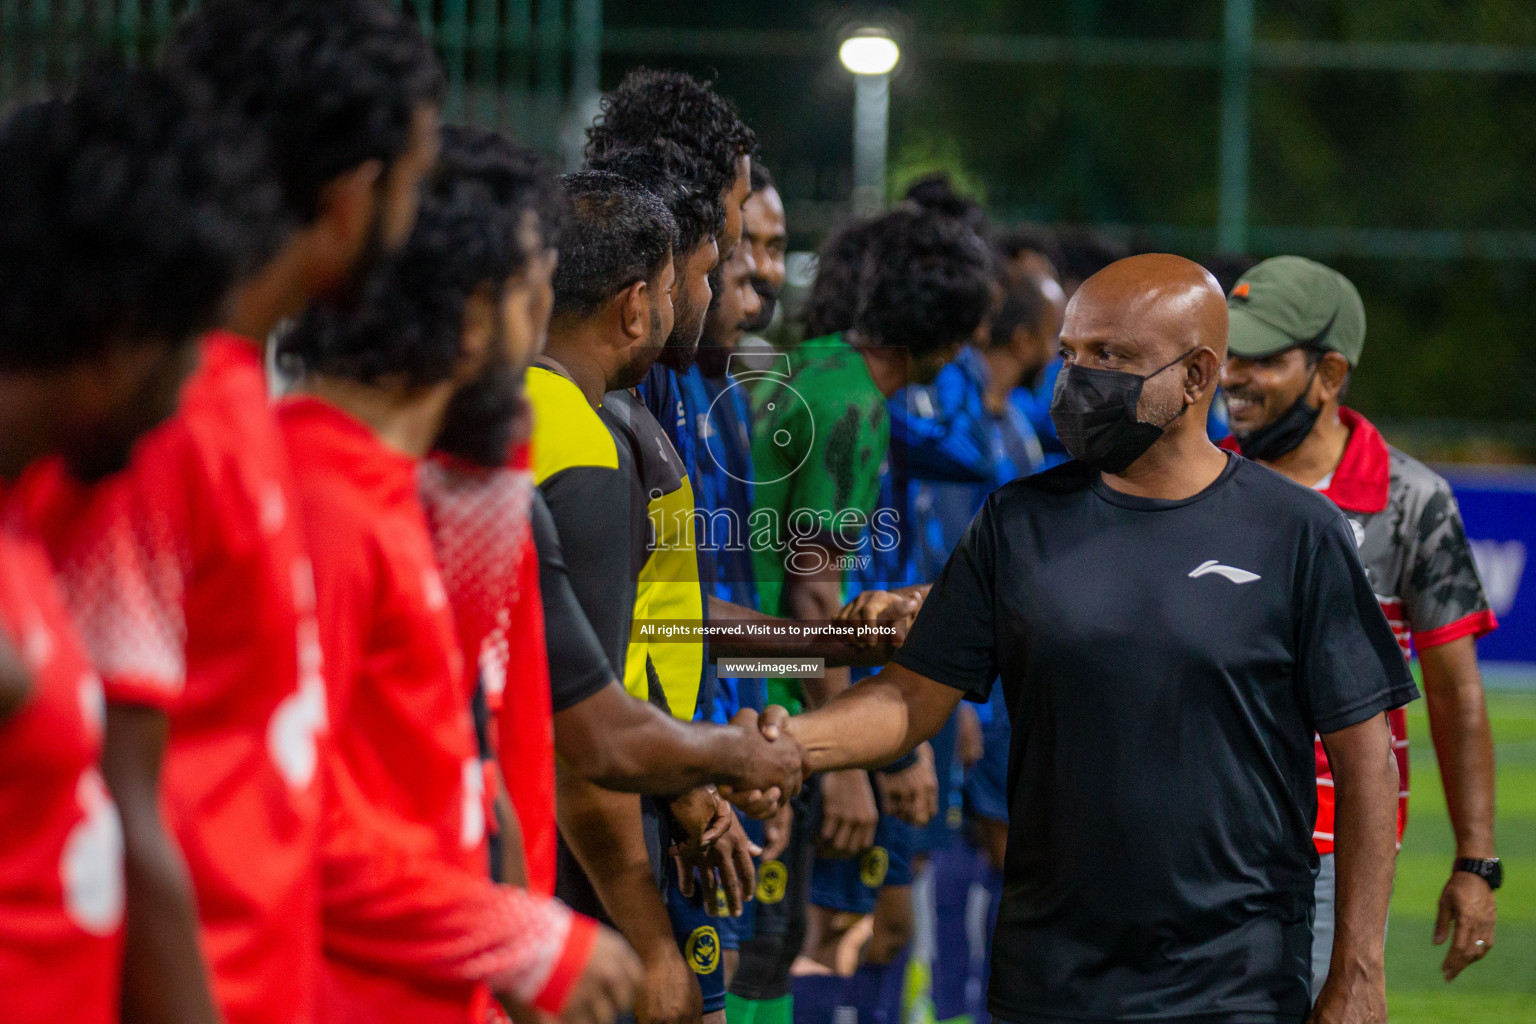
{"left": 0, "top": 65, "right": 272, "bottom": 1024}
{"left": 0, "top": 527, "right": 123, "bottom": 1024}
{"left": 423, "top": 439, "right": 561, "bottom": 895}
{"left": 20, "top": 5, "right": 447, "bottom": 1023}
{"left": 274, "top": 126, "right": 641, "bottom": 1024}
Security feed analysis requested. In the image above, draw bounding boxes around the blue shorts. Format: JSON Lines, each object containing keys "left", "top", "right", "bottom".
{"left": 915, "top": 710, "right": 963, "bottom": 854}
{"left": 666, "top": 879, "right": 727, "bottom": 1013}
{"left": 809, "top": 809, "right": 916, "bottom": 915}
{"left": 963, "top": 695, "right": 1011, "bottom": 824}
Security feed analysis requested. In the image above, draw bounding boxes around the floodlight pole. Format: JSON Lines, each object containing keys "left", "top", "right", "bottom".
{"left": 1218, "top": 0, "right": 1254, "bottom": 253}
{"left": 851, "top": 70, "right": 891, "bottom": 216}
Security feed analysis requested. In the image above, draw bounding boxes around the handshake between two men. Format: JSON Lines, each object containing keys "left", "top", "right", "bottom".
{"left": 710, "top": 583, "right": 931, "bottom": 823}
{"left": 666, "top": 584, "right": 935, "bottom": 926}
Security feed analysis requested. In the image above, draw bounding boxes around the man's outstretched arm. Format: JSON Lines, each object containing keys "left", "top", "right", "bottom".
{"left": 555, "top": 681, "right": 801, "bottom": 808}
{"left": 1311, "top": 711, "right": 1399, "bottom": 1024}
{"left": 778, "top": 663, "right": 964, "bottom": 774}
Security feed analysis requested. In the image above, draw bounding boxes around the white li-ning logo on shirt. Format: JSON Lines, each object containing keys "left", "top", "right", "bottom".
{"left": 1188, "top": 560, "right": 1262, "bottom": 585}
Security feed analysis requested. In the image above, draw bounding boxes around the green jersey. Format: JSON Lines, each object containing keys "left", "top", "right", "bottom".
{"left": 750, "top": 334, "right": 888, "bottom": 705}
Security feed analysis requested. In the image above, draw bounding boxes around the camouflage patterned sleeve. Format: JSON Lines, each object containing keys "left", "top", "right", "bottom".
{"left": 1400, "top": 471, "right": 1498, "bottom": 649}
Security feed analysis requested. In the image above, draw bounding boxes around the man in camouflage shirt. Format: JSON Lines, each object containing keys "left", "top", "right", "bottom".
{"left": 1222, "top": 256, "right": 1500, "bottom": 993}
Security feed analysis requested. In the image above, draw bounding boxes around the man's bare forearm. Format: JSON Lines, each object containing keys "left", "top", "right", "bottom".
{"left": 555, "top": 764, "right": 677, "bottom": 961}
{"left": 1420, "top": 638, "right": 1498, "bottom": 858}
{"left": 555, "top": 682, "right": 798, "bottom": 797}
{"left": 103, "top": 704, "right": 219, "bottom": 1024}
{"left": 1321, "top": 712, "right": 1400, "bottom": 981}
{"left": 786, "top": 664, "right": 963, "bottom": 774}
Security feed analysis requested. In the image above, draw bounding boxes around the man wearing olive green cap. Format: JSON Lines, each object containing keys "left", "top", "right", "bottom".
{"left": 1221, "top": 255, "right": 1503, "bottom": 993}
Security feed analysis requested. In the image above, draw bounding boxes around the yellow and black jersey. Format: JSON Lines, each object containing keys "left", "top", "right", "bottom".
{"left": 600, "top": 387, "right": 705, "bottom": 722}
{"left": 525, "top": 366, "right": 648, "bottom": 693}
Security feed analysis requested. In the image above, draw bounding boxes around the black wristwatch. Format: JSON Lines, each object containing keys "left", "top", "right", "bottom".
{"left": 1453, "top": 857, "right": 1503, "bottom": 891}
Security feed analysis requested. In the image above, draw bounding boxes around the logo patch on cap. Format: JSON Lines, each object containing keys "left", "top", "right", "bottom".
{"left": 1231, "top": 282, "right": 1250, "bottom": 299}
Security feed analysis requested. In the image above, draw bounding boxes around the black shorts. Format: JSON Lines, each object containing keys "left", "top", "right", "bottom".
{"left": 729, "top": 780, "right": 819, "bottom": 1001}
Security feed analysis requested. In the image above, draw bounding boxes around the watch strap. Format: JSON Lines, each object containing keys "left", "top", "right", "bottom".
{"left": 1453, "top": 857, "right": 1502, "bottom": 890}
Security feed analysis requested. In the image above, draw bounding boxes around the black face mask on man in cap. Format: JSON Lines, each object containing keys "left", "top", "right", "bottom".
{"left": 1231, "top": 365, "right": 1323, "bottom": 463}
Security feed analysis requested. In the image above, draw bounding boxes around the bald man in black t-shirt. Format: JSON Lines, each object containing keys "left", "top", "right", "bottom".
{"left": 757, "top": 255, "right": 1414, "bottom": 1024}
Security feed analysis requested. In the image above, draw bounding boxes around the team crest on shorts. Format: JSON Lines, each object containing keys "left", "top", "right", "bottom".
{"left": 686, "top": 925, "right": 720, "bottom": 974}
{"left": 714, "top": 887, "right": 730, "bottom": 916}
{"left": 860, "top": 846, "right": 890, "bottom": 889}
{"left": 757, "top": 860, "right": 788, "bottom": 904}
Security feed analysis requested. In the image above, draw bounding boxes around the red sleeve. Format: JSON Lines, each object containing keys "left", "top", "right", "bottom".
{"left": 311, "top": 467, "right": 588, "bottom": 1013}
{"left": 1414, "top": 608, "right": 1499, "bottom": 650}
{"left": 321, "top": 765, "right": 594, "bottom": 1013}
{"left": 419, "top": 461, "right": 557, "bottom": 897}
{"left": 498, "top": 540, "right": 557, "bottom": 898}
{"left": 23, "top": 442, "right": 193, "bottom": 709}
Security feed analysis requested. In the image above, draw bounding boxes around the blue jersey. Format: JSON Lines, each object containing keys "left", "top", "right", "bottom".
{"left": 668, "top": 364, "right": 767, "bottom": 724}
{"left": 637, "top": 362, "right": 695, "bottom": 476}
{"left": 847, "top": 458, "right": 920, "bottom": 687}
{"left": 899, "top": 348, "right": 1045, "bottom": 580}
{"left": 1013, "top": 358, "right": 1069, "bottom": 467}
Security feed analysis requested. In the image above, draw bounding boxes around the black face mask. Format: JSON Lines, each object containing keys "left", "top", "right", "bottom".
{"left": 1049, "top": 348, "right": 1194, "bottom": 474}
{"left": 1233, "top": 373, "right": 1321, "bottom": 462}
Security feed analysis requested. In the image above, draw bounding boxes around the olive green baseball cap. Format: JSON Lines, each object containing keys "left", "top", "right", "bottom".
{"left": 1226, "top": 255, "right": 1366, "bottom": 366}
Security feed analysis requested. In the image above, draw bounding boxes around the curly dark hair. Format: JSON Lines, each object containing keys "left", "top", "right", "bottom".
{"left": 435, "top": 124, "right": 567, "bottom": 254}
{"left": 902, "top": 172, "right": 987, "bottom": 233}
{"left": 277, "top": 126, "right": 555, "bottom": 387}
{"left": 802, "top": 217, "right": 878, "bottom": 340}
{"left": 0, "top": 63, "right": 279, "bottom": 371}
{"left": 855, "top": 209, "right": 994, "bottom": 359}
{"left": 164, "top": 0, "right": 444, "bottom": 231}
{"left": 586, "top": 139, "right": 720, "bottom": 256}
{"left": 585, "top": 68, "right": 755, "bottom": 208}
{"left": 551, "top": 171, "right": 678, "bottom": 320}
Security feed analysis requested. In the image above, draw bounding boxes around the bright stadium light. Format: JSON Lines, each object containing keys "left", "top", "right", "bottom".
{"left": 839, "top": 31, "right": 900, "bottom": 76}
{"left": 840, "top": 28, "right": 900, "bottom": 215}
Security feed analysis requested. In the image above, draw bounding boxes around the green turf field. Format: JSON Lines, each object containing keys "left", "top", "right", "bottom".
{"left": 1386, "top": 689, "right": 1535, "bottom": 1023}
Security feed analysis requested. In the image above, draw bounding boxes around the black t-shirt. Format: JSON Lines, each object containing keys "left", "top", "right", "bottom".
{"left": 894, "top": 455, "right": 1417, "bottom": 1024}
{"left": 530, "top": 488, "right": 616, "bottom": 713}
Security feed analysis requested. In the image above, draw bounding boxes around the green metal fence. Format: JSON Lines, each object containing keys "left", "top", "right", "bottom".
{"left": 10, "top": 1, "right": 1536, "bottom": 260}
{"left": 0, "top": 0, "right": 596, "bottom": 155}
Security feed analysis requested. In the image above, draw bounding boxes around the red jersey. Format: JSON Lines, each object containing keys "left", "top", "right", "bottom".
{"left": 420, "top": 443, "right": 558, "bottom": 897}
{"left": 1224, "top": 408, "right": 1497, "bottom": 854}
{"left": 281, "top": 398, "right": 593, "bottom": 1024}
{"left": 0, "top": 507, "right": 124, "bottom": 1024}
{"left": 20, "top": 333, "right": 324, "bottom": 1024}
